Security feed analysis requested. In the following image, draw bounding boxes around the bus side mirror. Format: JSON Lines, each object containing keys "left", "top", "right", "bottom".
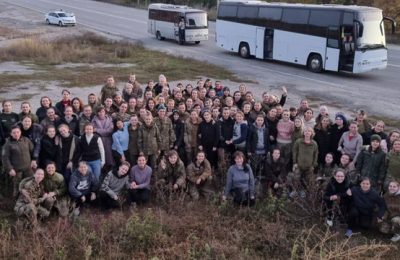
{"left": 384, "top": 17, "right": 397, "bottom": 34}
{"left": 354, "top": 20, "right": 363, "bottom": 38}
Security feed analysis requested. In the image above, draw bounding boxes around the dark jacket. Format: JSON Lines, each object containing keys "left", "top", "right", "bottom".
{"left": 39, "top": 135, "right": 61, "bottom": 170}
{"left": 59, "top": 115, "right": 80, "bottom": 136}
{"left": 323, "top": 176, "right": 350, "bottom": 202}
{"left": 0, "top": 112, "right": 19, "bottom": 138}
{"left": 363, "top": 129, "right": 387, "bottom": 146}
{"left": 2, "top": 136, "right": 33, "bottom": 172}
{"left": 198, "top": 120, "right": 219, "bottom": 149}
{"left": 35, "top": 106, "right": 61, "bottom": 122}
{"left": 264, "top": 155, "right": 286, "bottom": 183}
{"left": 219, "top": 117, "right": 234, "bottom": 149}
{"left": 350, "top": 186, "right": 385, "bottom": 218}
{"left": 356, "top": 147, "right": 386, "bottom": 185}
{"left": 265, "top": 116, "right": 278, "bottom": 145}
{"left": 247, "top": 123, "right": 270, "bottom": 154}
{"left": 59, "top": 134, "right": 80, "bottom": 168}
{"left": 171, "top": 117, "right": 185, "bottom": 149}
{"left": 19, "top": 123, "right": 43, "bottom": 160}
{"left": 314, "top": 127, "right": 333, "bottom": 164}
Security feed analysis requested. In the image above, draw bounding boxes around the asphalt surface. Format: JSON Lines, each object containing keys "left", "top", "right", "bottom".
{"left": 3, "top": 0, "right": 400, "bottom": 119}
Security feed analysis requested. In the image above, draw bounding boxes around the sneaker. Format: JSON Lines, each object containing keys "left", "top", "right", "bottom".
{"left": 326, "top": 219, "right": 333, "bottom": 227}
{"left": 289, "top": 191, "right": 297, "bottom": 198}
{"left": 129, "top": 202, "right": 137, "bottom": 212}
{"left": 345, "top": 229, "right": 353, "bottom": 238}
{"left": 391, "top": 234, "right": 400, "bottom": 242}
{"left": 73, "top": 207, "right": 80, "bottom": 217}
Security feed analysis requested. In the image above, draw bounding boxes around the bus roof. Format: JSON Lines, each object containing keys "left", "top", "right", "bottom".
{"left": 219, "top": 1, "right": 382, "bottom": 13}
{"left": 148, "top": 3, "right": 206, "bottom": 13}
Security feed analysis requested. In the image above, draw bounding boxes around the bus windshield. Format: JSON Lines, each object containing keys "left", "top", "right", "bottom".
{"left": 357, "top": 11, "right": 385, "bottom": 49}
{"left": 186, "top": 12, "right": 207, "bottom": 28}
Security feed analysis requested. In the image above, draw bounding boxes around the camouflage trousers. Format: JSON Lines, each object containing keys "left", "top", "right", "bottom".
{"left": 42, "top": 196, "right": 70, "bottom": 217}
{"left": 216, "top": 148, "right": 232, "bottom": 189}
{"left": 14, "top": 202, "right": 50, "bottom": 228}
{"left": 11, "top": 169, "right": 33, "bottom": 197}
{"left": 379, "top": 216, "right": 400, "bottom": 235}
{"left": 188, "top": 177, "right": 214, "bottom": 201}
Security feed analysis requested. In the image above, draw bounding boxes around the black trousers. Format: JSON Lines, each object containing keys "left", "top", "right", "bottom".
{"left": 129, "top": 189, "right": 150, "bottom": 205}
{"left": 347, "top": 207, "right": 373, "bottom": 230}
{"left": 99, "top": 191, "right": 120, "bottom": 209}
{"left": 232, "top": 188, "right": 255, "bottom": 207}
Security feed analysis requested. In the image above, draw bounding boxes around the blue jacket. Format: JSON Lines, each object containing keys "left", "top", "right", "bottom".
{"left": 224, "top": 164, "right": 255, "bottom": 197}
{"left": 111, "top": 122, "right": 129, "bottom": 155}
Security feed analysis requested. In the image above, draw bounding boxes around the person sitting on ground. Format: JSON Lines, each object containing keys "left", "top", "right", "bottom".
{"left": 156, "top": 150, "right": 186, "bottom": 193}
{"left": 345, "top": 177, "right": 386, "bottom": 238}
{"left": 223, "top": 151, "right": 255, "bottom": 206}
{"left": 42, "top": 162, "right": 69, "bottom": 217}
{"left": 69, "top": 161, "right": 99, "bottom": 215}
{"left": 338, "top": 153, "right": 358, "bottom": 186}
{"left": 129, "top": 154, "right": 152, "bottom": 205}
{"left": 14, "top": 168, "right": 49, "bottom": 228}
{"left": 317, "top": 153, "right": 337, "bottom": 186}
{"left": 264, "top": 148, "right": 287, "bottom": 197}
{"left": 99, "top": 161, "right": 131, "bottom": 210}
{"left": 186, "top": 150, "right": 213, "bottom": 200}
{"left": 323, "top": 168, "right": 351, "bottom": 227}
{"left": 380, "top": 181, "right": 400, "bottom": 242}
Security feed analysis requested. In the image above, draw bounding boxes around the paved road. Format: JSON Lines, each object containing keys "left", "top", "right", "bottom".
{"left": 4, "top": 0, "right": 400, "bottom": 119}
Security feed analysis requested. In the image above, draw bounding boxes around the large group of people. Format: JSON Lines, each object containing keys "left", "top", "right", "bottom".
{"left": 0, "top": 74, "right": 399, "bottom": 241}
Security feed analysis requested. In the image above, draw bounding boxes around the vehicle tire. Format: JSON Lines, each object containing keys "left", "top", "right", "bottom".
{"left": 195, "top": 41, "right": 200, "bottom": 44}
{"left": 58, "top": 21, "right": 63, "bottom": 27}
{"left": 46, "top": 19, "right": 50, "bottom": 25}
{"left": 156, "top": 31, "right": 162, "bottom": 40}
{"left": 239, "top": 43, "right": 250, "bottom": 58}
{"left": 307, "top": 54, "right": 323, "bottom": 73}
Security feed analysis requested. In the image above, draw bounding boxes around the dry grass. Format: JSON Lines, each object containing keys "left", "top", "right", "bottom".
{"left": 0, "top": 191, "right": 397, "bottom": 259}
{"left": 0, "top": 32, "right": 241, "bottom": 90}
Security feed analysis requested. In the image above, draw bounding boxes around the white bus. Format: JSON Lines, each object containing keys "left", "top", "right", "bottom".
{"left": 148, "top": 3, "right": 208, "bottom": 44}
{"left": 216, "top": 1, "right": 396, "bottom": 73}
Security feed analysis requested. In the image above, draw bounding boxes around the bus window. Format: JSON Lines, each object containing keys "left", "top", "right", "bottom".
{"left": 258, "top": 7, "right": 282, "bottom": 21}
{"left": 282, "top": 8, "right": 309, "bottom": 25}
{"left": 282, "top": 8, "right": 309, "bottom": 33}
{"left": 343, "top": 12, "right": 354, "bottom": 25}
{"left": 186, "top": 12, "right": 207, "bottom": 28}
{"left": 218, "top": 5, "right": 237, "bottom": 19}
{"left": 309, "top": 10, "right": 341, "bottom": 27}
{"left": 237, "top": 6, "right": 258, "bottom": 18}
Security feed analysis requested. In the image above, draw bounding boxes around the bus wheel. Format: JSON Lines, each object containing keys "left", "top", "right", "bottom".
{"left": 156, "top": 31, "right": 162, "bottom": 40}
{"left": 307, "top": 54, "right": 323, "bottom": 73}
{"left": 239, "top": 43, "right": 250, "bottom": 58}
{"left": 195, "top": 41, "right": 200, "bottom": 44}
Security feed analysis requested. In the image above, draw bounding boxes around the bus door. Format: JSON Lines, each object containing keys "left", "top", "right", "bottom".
{"left": 339, "top": 25, "right": 356, "bottom": 71}
{"left": 264, "top": 28, "right": 274, "bottom": 59}
{"left": 325, "top": 26, "right": 340, "bottom": 71}
{"left": 255, "top": 27, "right": 265, "bottom": 59}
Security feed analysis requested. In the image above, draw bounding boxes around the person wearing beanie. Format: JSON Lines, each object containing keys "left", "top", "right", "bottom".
{"left": 356, "top": 134, "right": 386, "bottom": 191}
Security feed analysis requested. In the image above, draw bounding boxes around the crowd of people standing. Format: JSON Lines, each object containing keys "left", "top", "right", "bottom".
{"left": 0, "top": 73, "right": 399, "bottom": 241}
